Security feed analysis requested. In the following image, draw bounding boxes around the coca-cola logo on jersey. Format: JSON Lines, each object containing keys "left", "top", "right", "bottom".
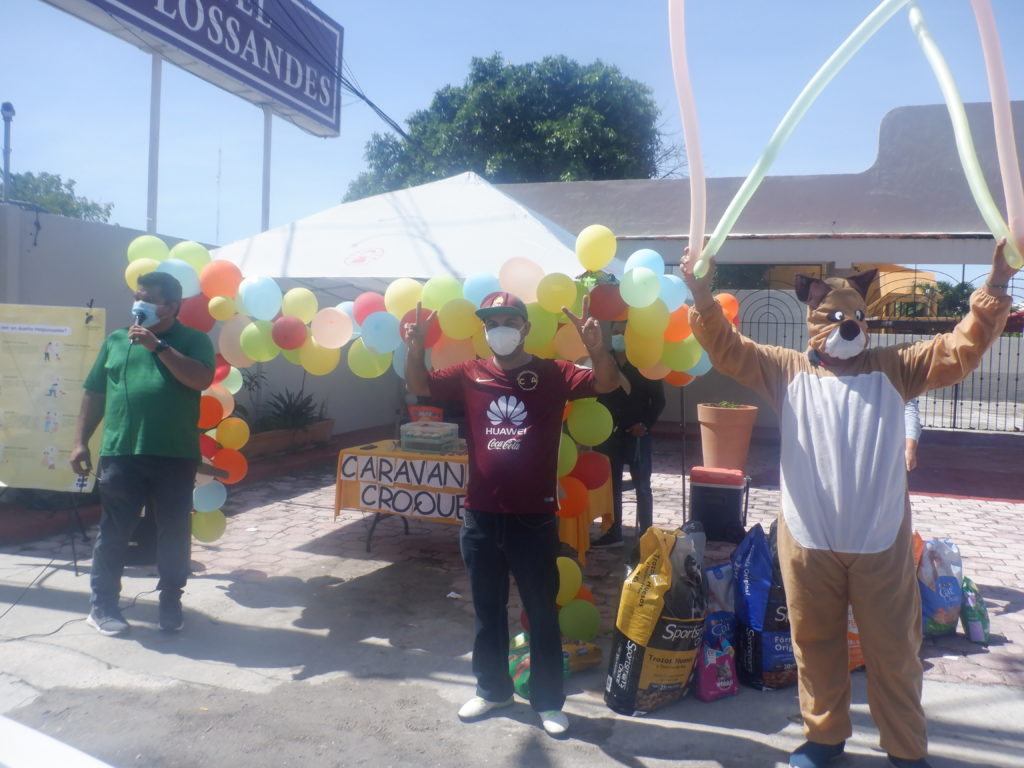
{"left": 485, "top": 395, "right": 527, "bottom": 451}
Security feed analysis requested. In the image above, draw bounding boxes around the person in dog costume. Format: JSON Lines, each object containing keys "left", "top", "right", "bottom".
{"left": 682, "top": 240, "right": 1018, "bottom": 768}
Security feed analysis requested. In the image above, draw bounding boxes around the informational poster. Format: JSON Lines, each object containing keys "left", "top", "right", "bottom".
{"left": 0, "top": 304, "right": 106, "bottom": 492}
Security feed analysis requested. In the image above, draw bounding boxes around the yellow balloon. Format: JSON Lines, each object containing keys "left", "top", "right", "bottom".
{"left": 557, "top": 433, "right": 578, "bottom": 477}
{"left": 208, "top": 296, "right": 236, "bottom": 321}
{"left": 628, "top": 300, "right": 670, "bottom": 337}
{"left": 281, "top": 287, "right": 318, "bottom": 323}
{"left": 438, "top": 298, "right": 479, "bottom": 340}
{"left": 556, "top": 556, "right": 583, "bottom": 606}
{"left": 127, "top": 234, "right": 169, "bottom": 263}
{"left": 575, "top": 224, "right": 616, "bottom": 272}
{"left": 125, "top": 258, "right": 159, "bottom": 290}
{"left": 471, "top": 329, "right": 492, "bottom": 359}
{"left": 169, "top": 240, "right": 211, "bottom": 272}
{"left": 347, "top": 338, "right": 392, "bottom": 378}
{"left": 625, "top": 332, "right": 663, "bottom": 370}
{"left": 216, "top": 416, "right": 250, "bottom": 450}
{"left": 536, "top": 273, "right": 577, "bottom": 314}
{"left": 300, "top": 338, "right": 341, "bottom": 375}
{"left": 192, "top": 510, "right": 227, "bottom": 543}
{"left": 566, "top": 399, "right": 613, "bottom": 446}
{"left": 384, "top": 277, "right": 423, "bottom": 318}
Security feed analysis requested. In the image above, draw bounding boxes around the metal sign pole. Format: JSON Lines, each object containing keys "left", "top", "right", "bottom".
{"left": 146, "top": 54, "right": 161, "bottom": 234}
{"left": 261, "top": 105, "right": 272, "bottom": 232}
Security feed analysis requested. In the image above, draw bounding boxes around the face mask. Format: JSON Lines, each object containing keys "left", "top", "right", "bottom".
{"left": 610, "top": 334, "right": 626, "bottom": 352}
{"left": 131, "top": 300, "right": 161, "bottom": 328}
{"left": 485, "top": 326, "right": 522, "bottom": 356}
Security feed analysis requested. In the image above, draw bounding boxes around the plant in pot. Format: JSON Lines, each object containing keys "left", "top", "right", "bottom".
{"left": 240, "top": 387, "right": 335, "bottom": 458}
{"left": 696, "top": 400, "right": 759, "bottom": 472}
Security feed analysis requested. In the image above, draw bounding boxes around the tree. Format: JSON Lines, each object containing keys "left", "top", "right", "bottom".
{"left": 345, "top": 54, "right": 670, "bottom": 201}
{"left": 4, "top": 171, "right": 113, "bottom": 222}
{"left": 934, "top": 280, "right": 973, "bottom": 317}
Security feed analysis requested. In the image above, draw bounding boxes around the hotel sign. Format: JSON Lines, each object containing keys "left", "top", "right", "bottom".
{"left": 43, "top": 0, "right": 344, "bottom": 136}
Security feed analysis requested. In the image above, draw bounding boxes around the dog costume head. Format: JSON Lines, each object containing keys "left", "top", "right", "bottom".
{"left": 794, "top": 269, "right": 877, "bottom": 361}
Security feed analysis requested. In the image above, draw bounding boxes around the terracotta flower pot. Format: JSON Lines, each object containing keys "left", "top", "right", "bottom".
{"left": 241, "top": 419, "right": 335, "bottom": 459}
{"left": 697, "top": 404, "right": 758, "bottom": 472}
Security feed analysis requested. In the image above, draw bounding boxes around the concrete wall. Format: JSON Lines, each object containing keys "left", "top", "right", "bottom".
{"left": 0, "top": 206, "right": 397, "bottom": 435}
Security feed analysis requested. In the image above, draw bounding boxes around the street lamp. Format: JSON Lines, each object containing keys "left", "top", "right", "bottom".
{"left": 2, "top": 101, "right": 14, "bottom": 203}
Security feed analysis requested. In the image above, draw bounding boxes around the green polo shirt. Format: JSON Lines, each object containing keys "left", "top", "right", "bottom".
{"left": 84, "top": 321, "right": 216, "bottom": 459}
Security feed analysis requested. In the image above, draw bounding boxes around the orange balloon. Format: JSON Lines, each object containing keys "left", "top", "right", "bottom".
{"left": 553, "top": 322, "right": 587, "bottom": 361}
{"left": 562, "top": 402, "right": 573, "bottom": 422}
{"left": 639, "top": 362, "right": 670, "bottom": 380}
{"left": 664, "top": 304, "right": 692, "bottom": 342}
{"left": 211, "top": 447, "right": 248, "bottom": 484}
{"left": 717, "top": 293, "right": 739, "bottom": 321}
{"left": 431, "top": 335, "right": 476, "bottom": 369}
{"left": 200, "top": 260, "right": 244, "bottom": 299}
{"left": 556, "top": 476, "right": 588, "bottom": 518}
{"left": 198, "top": 395, "right": 224, "bottom": 429}
{"left": 665, "top": 370, "right": 695, "bottom": 387}
{"left": 574, "top": 585, "right": 596, "bottom": 604}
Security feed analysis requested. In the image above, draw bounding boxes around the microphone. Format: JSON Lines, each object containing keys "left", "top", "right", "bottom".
{"left": 131, "top": 309, "right": 146, "bottom": 345}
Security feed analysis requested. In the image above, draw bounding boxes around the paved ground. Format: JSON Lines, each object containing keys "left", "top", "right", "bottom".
{"left": 0, "top": 437, "right": 1021, "bottom": 767}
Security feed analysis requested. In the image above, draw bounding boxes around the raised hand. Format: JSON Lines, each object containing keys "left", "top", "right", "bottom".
{"left": 681, "top": 245, "right": 716, "bottom": 312}
{"left": 403, "top": 303, "right": 436, "bottom": 350}
{"left": 562, "top": 295, "right": 602, "bottom": 351}
{"left": 988, "top": 238, "right": 1020, "bottom": 295}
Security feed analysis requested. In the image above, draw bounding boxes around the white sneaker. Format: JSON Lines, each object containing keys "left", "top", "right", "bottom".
{"left": 540, "top": 709, "right": 569, "bottom": 736}
{"left": 458, "top": 695, "right": 513, "bottom": 721}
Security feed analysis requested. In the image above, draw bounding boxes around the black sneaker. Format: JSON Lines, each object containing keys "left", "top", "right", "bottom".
{"left": 87, "top": 605, "right": 129, "bottom": 636}
{"left": 591, "top": 530, "right": 624, "bottom": 548}
{"left": 159, "top": 596, "right": 184, "bottom": 632}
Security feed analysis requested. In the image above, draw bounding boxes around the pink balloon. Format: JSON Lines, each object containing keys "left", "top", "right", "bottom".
{"left": 217, "top": 315, "right": 255, "bottom": 368}
{"left": 498, "top": 257, "right": 545, "bottom": 303}
{"left": 669, "top": 0, "right": 706, "bottom": 270}
{"left": 311, "top": 307, "right": 353, "bottom": 349}
{"left": 353, "top": 292, "right": 386, "bottom": 325}
{"left": 271, "top": 315, "right": 308, "bottom": 350}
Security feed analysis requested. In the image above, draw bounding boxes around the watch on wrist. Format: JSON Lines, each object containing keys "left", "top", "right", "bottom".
{"left": 153, "top": 340, "right": 171, "bottom": 355}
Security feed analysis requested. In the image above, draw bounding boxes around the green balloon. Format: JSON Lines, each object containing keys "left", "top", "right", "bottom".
{"left": 662, "top": 335, "right": 702, "bottom": 371}
{"left": 348, "top": 338, "right": 392, "bottom": 378}
{"left": 619, "top": 267, "right": 660, "bottom": 308}
{"left": 239, "top": 321, "right": 280, "bottom": 363}
{"left": 222, "top": 366, "right": 244, "bottom": 394}
{"left": 557, "top": 432, "right": 578, "bottom": 477}
{"left": 192, "top": 510, "right": 227, "bottom": 543}
{"left": 169, "top": 240, "right": 212, "bottom": 272}
{"left": 421, "top": 275, "right": 463, "bottom": 310}
{"left": 126, "top": 234, "right": 169, "bottom": 263}
{"left": 567, "top": 400, "right": 613, "bottom": 447}
{"left": 559, "top": 598, "right": 601, "bottom": 642}
{"left": 525, "top": 302, "right": 558, "bottom": 346}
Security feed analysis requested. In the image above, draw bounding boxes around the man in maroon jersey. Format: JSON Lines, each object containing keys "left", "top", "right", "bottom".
{"left": 404, "top": 290, "right": 621, "bottom": 736}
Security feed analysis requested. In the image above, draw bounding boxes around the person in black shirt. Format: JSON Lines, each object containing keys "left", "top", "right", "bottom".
{"left": 592, "top": 321, "right": 666, "bottom": 547}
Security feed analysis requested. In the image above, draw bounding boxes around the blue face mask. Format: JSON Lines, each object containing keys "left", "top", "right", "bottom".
{"left": 131, "top": 300, "right": 161, "bottom": 328}
{"left": 610, "top": 334, "right": 626, "bottom": 352}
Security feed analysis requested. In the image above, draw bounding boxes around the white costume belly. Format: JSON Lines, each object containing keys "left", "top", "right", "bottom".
{"left": 780, "top": 370, "right": 907, "bottom": 553}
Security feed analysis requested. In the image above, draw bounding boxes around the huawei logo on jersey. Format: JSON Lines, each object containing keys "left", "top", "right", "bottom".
{"left": 487, "top": 395, "right": 526, "bottom": 427}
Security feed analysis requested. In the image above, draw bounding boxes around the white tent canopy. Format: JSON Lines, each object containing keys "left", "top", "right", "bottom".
{"left": 212, "top": 172, "right": 583, "bottom": 299}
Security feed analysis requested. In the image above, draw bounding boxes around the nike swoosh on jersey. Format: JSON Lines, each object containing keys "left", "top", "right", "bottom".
{"left": 475, "top": 377, "right": 495, "bottom": 382}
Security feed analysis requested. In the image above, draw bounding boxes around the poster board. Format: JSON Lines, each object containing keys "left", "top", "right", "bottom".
{"left": 0, "top": 304, "right": 106, "bottom": 492}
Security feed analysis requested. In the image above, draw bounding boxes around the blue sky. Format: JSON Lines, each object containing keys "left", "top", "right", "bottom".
{"left": 4, "top": 0, "right": 1024, "bottom": 282}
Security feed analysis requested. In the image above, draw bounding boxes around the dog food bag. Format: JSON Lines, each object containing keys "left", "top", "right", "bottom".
{"left": 703, "top": 562, "right": 736, "bottom": 647}
{"left": 695, "top": 637, "right": 739, "bottom": 702}
{"left": 509, "top": 633, "right": 602, "bottom": 698}
{"left": 918, "top": 538, "right": 963, "bottom": 636}
{"left": 959, "top": 577, "right": 990, "bottom": 645}
{"left": 605, "top": 526, "right": 707, "bottom": 716}
{"left": 732, "top": 523, "right": 797, "bottom": 690}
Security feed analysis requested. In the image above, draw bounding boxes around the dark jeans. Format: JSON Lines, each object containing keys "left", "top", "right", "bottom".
{"left": 459, "top": 509, "right": 564, "bottom": 712}
{"left": 90, "top": 456, "right": 198, "bottom": 609}
{"left": 599, "top": 432, "right": 653, "bottom": 536}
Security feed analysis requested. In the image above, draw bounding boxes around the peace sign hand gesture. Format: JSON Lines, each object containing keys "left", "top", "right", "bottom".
{"left": 403, "top": 303, "right": 436, "bottom": 351}
{"left": 562, "top": 295, "right": 602, "bottom": 352}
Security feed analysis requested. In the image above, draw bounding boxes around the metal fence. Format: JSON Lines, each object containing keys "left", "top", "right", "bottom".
{"left": 735, "top": 288, "right": 1023, "bottom": 433}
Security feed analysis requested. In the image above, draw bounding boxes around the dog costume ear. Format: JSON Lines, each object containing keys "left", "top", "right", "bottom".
{"left": 794, "top": 274, "right": 832, "bottom": 309}
{"left": 845, "top": 268, "right": 878, "bottom": 301}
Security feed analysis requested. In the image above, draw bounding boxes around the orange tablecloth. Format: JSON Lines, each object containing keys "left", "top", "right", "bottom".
{"left": 335, "top": 441, "right": 612, "bottom": 563}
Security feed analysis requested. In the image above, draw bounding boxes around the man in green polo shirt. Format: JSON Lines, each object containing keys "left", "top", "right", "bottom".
{"left": 71, "top": 271, "right": 215, "bottom": 635}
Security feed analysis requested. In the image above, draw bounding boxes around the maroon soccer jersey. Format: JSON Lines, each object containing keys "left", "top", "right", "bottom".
{"left": 427, "top": 356, "right": 596, "bottom": 514}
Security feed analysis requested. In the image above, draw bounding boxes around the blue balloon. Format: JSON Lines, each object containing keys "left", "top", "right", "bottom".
{"left": 361, "top": 311, "right": 401, "bottom": 353}
{"left": 193, "top": 480, "right": 227, "bottom": 513}
{"left": 462, "top": 273, "right": 501, "bottom": 308}
{"left": 685, "top": 349, "right": 712, "bottom": 376}
{"left": 336, "top": 300, "right": 361, "bottom": 339}
{"left": 624, "top": 248, "right": 665, "bottom": 275}
{"left": 391, "top": 343, "right": 408, "bottom": 379}
{"left": 659, "top": 274, "right": 692, "bottom": 312}
{"left": 155, "top": 258, "right": 200, "bottom": 298}
{"left": 238, "top": 276, "right": 282, "bottom": 321}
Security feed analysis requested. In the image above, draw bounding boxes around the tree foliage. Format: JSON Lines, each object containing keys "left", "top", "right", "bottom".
{"left": 5, "top": 171, "right": 113, "bottom": 222}
{"left": 345, "top": 54, "right": 668, "bottom": 201}
{"left": 934, "top": 280, "right": 973, "bottom": 317}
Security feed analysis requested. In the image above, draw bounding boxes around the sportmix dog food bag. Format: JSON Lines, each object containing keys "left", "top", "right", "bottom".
{"left": 732, "top": 523, "right": 797, "bottom": 690}
{"left": 605, "top": 527, "right": 707, "bottom": 716}
{"left": 918, "top": 538, "right": 963, "bottom": 636}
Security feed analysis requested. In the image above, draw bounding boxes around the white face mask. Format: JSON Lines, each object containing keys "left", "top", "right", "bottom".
{"left": 131, "top": 300, "right": 161, "bottom": 328}
{"left": 610, "top": 334, "right": 626, "bottom": 352}
{"left": 485, "top": 326, "right": 522, "bottom": 356}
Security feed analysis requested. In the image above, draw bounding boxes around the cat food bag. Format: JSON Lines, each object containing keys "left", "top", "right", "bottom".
{"left": 694, "top": 637, "right": 739, "bottom": 702}
{"left": 703, "top": 562, "right": 736, "bottom": 647}
{"left": 959, "top": 577, "right": 990, "bottom": 645}
{"left": 732, "top": 523, "right": 797, "bottom": 690}
{"left": 917, "top": 538, "right": 963, "bottom": 636}
{"left": 605, "top": 527, "right": 707, "bottom": 716}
